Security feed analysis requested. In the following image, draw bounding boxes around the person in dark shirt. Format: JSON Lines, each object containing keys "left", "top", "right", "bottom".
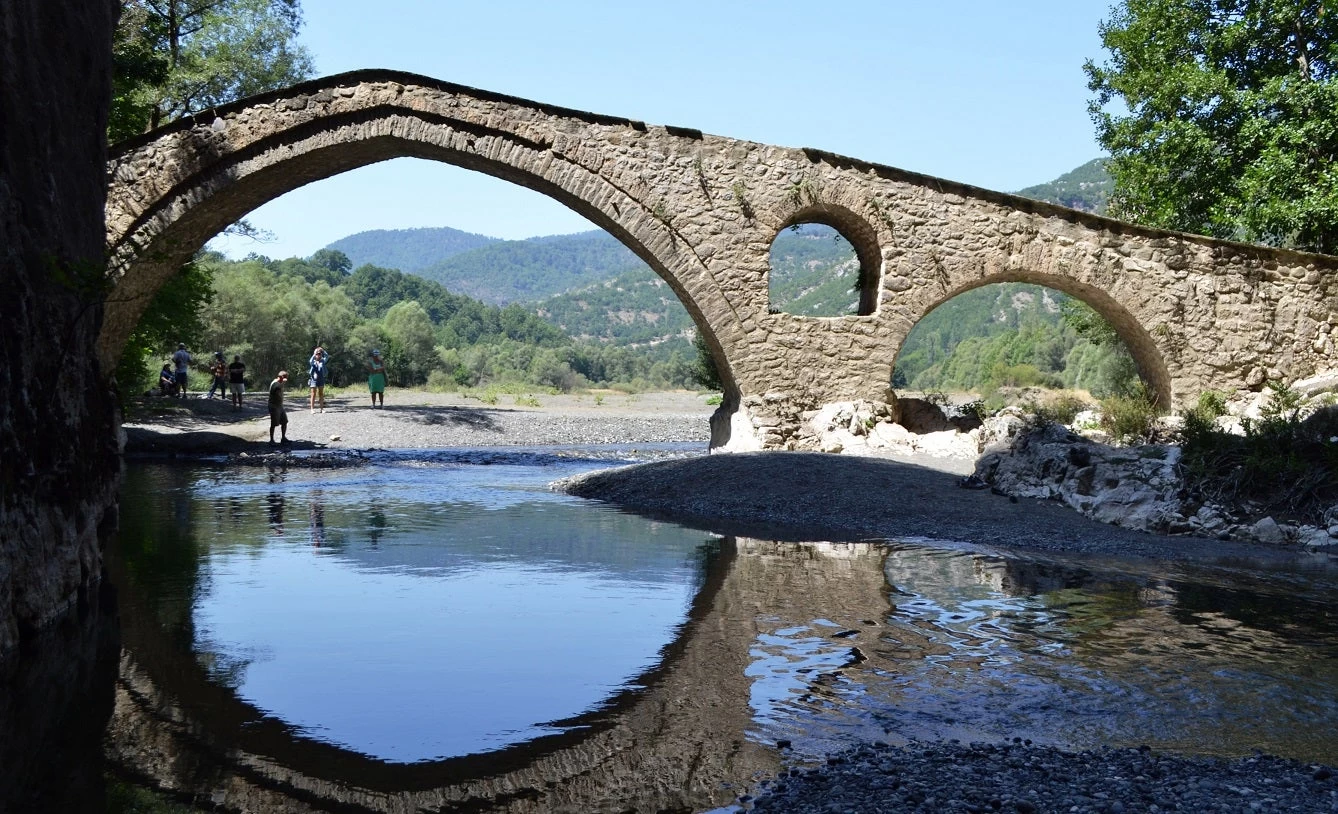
{"left": 227, "top": 355, "right": 247, "bottom": 410}
{"left": 268, "top": 370, "right": 290, "bottom": 445}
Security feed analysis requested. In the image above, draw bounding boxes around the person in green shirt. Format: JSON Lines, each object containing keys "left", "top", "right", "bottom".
{"left": 367, "top": 349, "right": 387, "bottom": 408}
{"left": 269, "top": 370, "right": 290, "bottom": 445}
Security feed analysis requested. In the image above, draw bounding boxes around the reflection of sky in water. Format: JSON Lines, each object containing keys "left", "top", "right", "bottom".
{"left": 120, "top": 456, "right": 1338, "bottom": 777}
{"left": 124, "top": 452, "right": 711, "bottom": 763}
{"left": 745, "top": 544, "right": 1338, "bottom": 764}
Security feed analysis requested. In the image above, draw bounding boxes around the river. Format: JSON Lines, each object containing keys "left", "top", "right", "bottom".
{"left": 10, "top": 447, "right": 1338, "bottom": 812}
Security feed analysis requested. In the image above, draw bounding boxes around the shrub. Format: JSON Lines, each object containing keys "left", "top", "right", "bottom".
{"left": 425, "top": 370, "right": 456, "bottom": 393}
{"left": 1099, "top": 383, "right": 1159, "bottom": 443}
{"left": 1032, "top": 394, "right": 1089, "bottom": 426}
{"left": 1179, "top": 381, "right": 1338, "bottom": 523}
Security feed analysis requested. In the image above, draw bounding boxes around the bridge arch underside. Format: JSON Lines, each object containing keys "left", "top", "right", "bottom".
{"left": 102, "top": 112, "right": 749, "bottom": 404}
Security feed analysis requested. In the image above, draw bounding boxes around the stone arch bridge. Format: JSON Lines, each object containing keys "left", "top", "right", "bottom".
{"left": 105, "top": 69, "right": 1338, "bottom": 450}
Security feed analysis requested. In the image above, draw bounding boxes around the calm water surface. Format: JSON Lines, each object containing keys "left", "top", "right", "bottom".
{"left": 102, "top": 448, "right": 1338, "bottom": 812}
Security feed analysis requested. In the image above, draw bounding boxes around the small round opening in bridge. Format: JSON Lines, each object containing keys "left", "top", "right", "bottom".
{"left": 892, "top": 282, "right": 1147, "bottom": 414}
{"left": 767, "top": 223, "right": 868, "bottom": 317}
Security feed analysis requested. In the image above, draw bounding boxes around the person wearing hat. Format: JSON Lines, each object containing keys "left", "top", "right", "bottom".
{"left": 171, "top": 342, "right": 191, "bottom": 399}
{"left": 206, "top": 351, "right": 228, "bottom": 399}
{"left": 268, "top": 370, "right": 290, "bottom": 445}
{"left": 366, "top": 349, "right": 387, "bottom": 408}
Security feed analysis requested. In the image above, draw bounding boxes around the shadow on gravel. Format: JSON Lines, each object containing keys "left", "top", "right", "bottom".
{"left": 123, "top": 426, "right": 326, "bottom": 457}
{"left": 387, "top": 405, "right": 505, "bottom": 432}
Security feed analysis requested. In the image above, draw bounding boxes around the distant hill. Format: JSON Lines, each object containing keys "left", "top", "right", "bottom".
{"left": 535, "top": 266, "right": 693, "bottom": 345}
{"left": 767, "top": 225, "right": 860, "bottom": 316}
{"left": 1014, "top": 158, "right": 1111, "bottom": 214}
{"left": 326, "top": 226, "right": 498, "bottom": 274}
{"left": 414, "top": 231, "right": 643, "bottom": 306}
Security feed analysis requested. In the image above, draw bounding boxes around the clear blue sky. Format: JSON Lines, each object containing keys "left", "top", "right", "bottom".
{"left": 211, "top": 0, "right": 1117, "bottom": 260}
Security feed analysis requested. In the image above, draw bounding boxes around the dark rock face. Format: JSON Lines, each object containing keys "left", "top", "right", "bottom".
{"left": 0, "top": 1, "right": 121, "bottom": 653}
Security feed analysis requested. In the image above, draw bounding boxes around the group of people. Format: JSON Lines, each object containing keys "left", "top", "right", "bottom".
{"left": 266, "top": 346, "right": 386, "bottom": 444}
{"left": 159, "top": 345, "right": 248, "bottom": 409}
{"left": 161, "top": 343, "right": 388, "bottom": 446}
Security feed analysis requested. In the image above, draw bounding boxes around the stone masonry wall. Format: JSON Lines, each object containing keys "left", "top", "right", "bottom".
{"left": 105, "top": 71, "right": 1338, "bottom": 450}
{"left": 0, "top": 1, "right": 121, "bottom": 654}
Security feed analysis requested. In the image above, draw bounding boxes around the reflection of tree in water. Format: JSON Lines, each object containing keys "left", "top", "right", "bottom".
{"left": 367, "top": 507, "right": 386, "bottom": 549}
{"left": 115, "top": 465, "right": 208, "bottom": 649}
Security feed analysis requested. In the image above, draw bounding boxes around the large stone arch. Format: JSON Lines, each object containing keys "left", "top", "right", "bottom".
{"left": 106, "top": 70, "right": 1338, "bottom": 450}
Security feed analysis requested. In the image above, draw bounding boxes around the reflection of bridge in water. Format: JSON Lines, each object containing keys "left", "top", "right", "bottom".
{"left": 105, "top": 538, "right": 900, "bottom": 813}
{"left": 104, "top": 533, "right": 1338, "bottom": 811}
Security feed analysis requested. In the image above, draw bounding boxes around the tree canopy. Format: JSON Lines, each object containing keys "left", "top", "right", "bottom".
{"left": 1086, "top": 0, "right": 1338, "bottom": 254}
{"left": 111, "top": 0, "right": 314, "bottom": 141}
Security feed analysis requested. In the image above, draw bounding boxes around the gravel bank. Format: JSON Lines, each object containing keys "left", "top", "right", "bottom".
{"left": 121, "top": 390, "right": 713, "bottom": 454}
{"left": 745, "top": 740, "right": 1338, "bottom": 813}
{"left": 556, "top": 452, "right": 1338, "bottom": 567}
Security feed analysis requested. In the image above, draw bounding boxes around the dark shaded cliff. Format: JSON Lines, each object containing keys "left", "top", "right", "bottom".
{"left": 0, "top": 1, "right": 121, "bottom": 652}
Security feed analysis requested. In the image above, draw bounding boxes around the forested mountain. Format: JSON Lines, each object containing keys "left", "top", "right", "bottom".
{"left": 328, "top": 229, "right": 643, "bottom": 306}
{"left": 415, "top": 232, "right": 643, "bottom": 305}
{"left": 535, "top": 266, "right": 693, "bottom": 345}
{"left": 767, "top": 225, "right": 860, "bottom": 316}
{"left": 892, "top": 283, "right": 1132, "bottom": 401}
{"left": 1014, "top": 158, "right": 1111, "bottom": 214}
{"left": 326, "top": 226, "right": 498, "bottom": 274}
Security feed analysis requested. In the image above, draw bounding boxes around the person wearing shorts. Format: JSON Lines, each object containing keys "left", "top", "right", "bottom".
{"left": 228, "top": 355, "right": 246, "bottom": 410}
{"left": 269, "top": 370, "right": 289, "bottom": 444}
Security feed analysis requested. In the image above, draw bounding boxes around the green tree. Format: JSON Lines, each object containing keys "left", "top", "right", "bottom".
{"left": 1086, "top": 0, "right": 1338, "bottom": 253}
{"left": 113, "top": 256, "right": 215, "bottom": 394}
{"left": 689, "top": 330, "right": 723, "bottom": 391}
{"left": 381, "top": 301, "right": 437, "bottom": 386}
{"left": 111, "top": 0, "right": 314, "bottom": 140}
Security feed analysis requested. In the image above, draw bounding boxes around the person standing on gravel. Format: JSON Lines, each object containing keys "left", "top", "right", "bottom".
{"left": 206, "top": 351, "right": 228, "bottom": 399}
{"left": 228, "top": 355, "right": 246, "bottom": 410}
{"left": 366, "top": 349, "right": 387, "bottom": 408}
{"left": 308, "top": 346, "right": 328, "bottom": 413}
{"left": 171, "top": 343, "right": 191, "bottom": 399}
{"left": 269, "top": 370, "right": 290, "bottom": 445}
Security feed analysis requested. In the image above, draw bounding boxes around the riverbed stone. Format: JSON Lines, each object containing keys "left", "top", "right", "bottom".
{"left": 1250, "top": 516, "right": 1287, "bottom": 545}
{"left": 976, "top": 424, "right": 1185, "bottom": 532}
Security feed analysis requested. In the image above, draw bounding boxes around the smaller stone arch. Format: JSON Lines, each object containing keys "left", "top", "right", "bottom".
{"left": 773, "top": 203, "right": 883, "bottom": 316}
{"left": 893, "top": 271, "right": 1174, "bottom": 407}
